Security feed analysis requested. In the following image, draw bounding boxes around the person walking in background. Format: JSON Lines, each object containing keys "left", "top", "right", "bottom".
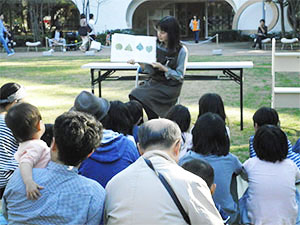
{"left": 0, "top": 13, "right": 14, "bottom": 56}
{"left": 252, "top": 19, "right": 268, "bottom": 49}
{"left": 105, "top": 32, "right": 111, "bottom": 46}
{"left": 78, "top": 14, "right": 89, "bottom": 52}
{"left": 88, "top": 14, "right": 96, "bottom": 41}
{"left": 189, "top": 16, "right": 200, "bottom": 43}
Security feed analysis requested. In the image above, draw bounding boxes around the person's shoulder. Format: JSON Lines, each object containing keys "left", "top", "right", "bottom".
{"left": 283, "top": 158, "right": 298, "bottom": 168}
{"left": 21, "top": 139, "right": 49, "bottom": 150}
{"left": 171, "top": 163, "right": 208, "bottom": 187}
{"left": 227, "top": 152, "right": 240, "bottom": 160}
{"left": 106, "top": 157, "right": 142, "bottom": 189}
{"left": 78, "top": 174, "right": 106, "bottom": 194}
{"left": 179, "top": 45, "right": 188, "bottom": 54}
{"left": 178, "top": 150, "right": 199, "bottom": 165}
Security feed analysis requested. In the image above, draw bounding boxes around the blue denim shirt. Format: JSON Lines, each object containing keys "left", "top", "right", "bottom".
{"left": 3, "top": 161, "right": 105, "bottom": 225}
{"left": 0, "top": 19, "right": 7, "bottom": 37}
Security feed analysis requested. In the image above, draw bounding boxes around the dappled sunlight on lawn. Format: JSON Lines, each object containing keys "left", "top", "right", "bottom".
{"left": 1, "top": 55, "right": 299, "bottom": 161}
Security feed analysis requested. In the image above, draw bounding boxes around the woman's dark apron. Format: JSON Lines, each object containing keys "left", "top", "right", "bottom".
{"left": 129, "top": 46, "right": 183, "bottom": 118}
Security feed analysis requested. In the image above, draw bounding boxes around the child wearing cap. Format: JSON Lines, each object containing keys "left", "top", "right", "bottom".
{"left": 5, "top": 103, "right": 50, "bottom": 200}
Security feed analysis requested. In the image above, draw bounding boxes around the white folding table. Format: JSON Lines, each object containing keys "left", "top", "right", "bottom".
{"left": 81, "top": 61, "right": 254, "bottom": 130}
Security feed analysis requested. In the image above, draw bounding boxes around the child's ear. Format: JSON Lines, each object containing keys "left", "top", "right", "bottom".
{"left": 210, "top": 183, "right": 216, "bottom": 195}
{"left": 50, "top": 138, "right": 56, "bottom": 152}
{"left": 36, "top": 120, "right": 42, "bottom": 131}
{"left": 137, "top": 143, "right": 144, "bottom": 156}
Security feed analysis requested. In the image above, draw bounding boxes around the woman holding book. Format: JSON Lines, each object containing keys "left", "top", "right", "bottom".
{"left": 128, "top": 16, "right": 188, "bottom": 119}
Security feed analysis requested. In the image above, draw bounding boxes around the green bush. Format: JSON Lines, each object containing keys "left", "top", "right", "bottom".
{"left": 95, "top": 28, "right": 147, "bottom": 45}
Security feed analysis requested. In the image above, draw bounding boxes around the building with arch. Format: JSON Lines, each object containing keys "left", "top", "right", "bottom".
{"left": 73, "top": 0, "right": 294, "bottom": 37}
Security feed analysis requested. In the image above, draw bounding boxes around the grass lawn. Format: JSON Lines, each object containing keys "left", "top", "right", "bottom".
{"left": 0, "top": 54, "right": 299, "bottom": 162}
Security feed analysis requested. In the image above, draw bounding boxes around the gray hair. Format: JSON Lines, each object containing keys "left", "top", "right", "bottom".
{"left": 138, "top": 118, "right": 181, "bottom": 151}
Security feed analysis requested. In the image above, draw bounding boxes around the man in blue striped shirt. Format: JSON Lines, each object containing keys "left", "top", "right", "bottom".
{"left": 249, "top": 107, "right": 300, "bottom": 169}
{"left": 3, "top": 111, "right": 105, "bottom": 225}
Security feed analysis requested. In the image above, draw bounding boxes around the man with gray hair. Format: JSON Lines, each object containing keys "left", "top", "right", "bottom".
{"left": 104, "top": 118, "right": 223, "bottom": 224}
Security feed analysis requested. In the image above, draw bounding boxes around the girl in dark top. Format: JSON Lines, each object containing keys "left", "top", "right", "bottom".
{"left": 252, "top": 19, "right": 268, "bottom": 49}
{"left": 129, "top": 16, "right": 188, "bottom": 119}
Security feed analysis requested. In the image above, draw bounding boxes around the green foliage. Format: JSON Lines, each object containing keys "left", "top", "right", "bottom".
{"left": 95, "top": 29, "right": 147, "bottom": 45}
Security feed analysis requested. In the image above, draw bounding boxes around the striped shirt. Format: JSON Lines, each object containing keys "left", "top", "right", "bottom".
{"left": 249, "top": 135, "right": 300, "bottom": 169}
{"left": 0, "top": 114, "right": 19, "bottom": 188}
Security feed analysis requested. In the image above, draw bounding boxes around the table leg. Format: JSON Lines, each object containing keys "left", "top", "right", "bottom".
{"left": 91, "top": 69, "right": 95, "bottom": 94}
{"left": 240, "top": 69, "right": 243, "bottom": 131}
{"left": 98, "top": 70, "right": 102, "bottom": 97}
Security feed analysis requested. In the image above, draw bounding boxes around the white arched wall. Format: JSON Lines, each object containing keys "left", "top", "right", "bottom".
{"left": 126, "top": 0, "right": 238, "bottom": 29}
{"left": 232, "top": 0, "right": 279, "bottom": 33}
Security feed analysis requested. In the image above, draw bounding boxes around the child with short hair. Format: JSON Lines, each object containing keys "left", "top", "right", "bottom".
{"left": 166, "top": 104, "right": 192, "bottom": 159}
{"left": 5, "top": 103, "right": 50, "bottom": 200}
{"left": 102, "top": 100, "right": 136, "bottom": 145}
{"left": 179, "top": 112, "right": 245, "bottom": 224}
{"left": 182, "top": 159, "right": 230, "bottom": 224}
{"left": 250, "top": 107, "right": 300, "bottom": 169}
{"left": 240, "top": 125, "right": 300, "bottom": 224}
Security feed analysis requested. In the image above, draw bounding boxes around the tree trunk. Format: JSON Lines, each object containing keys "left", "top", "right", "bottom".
{"left": 287, "top": 0, "right": 300, "bottom": 35}
{"left": 279, "top": 1, "right": 286, "bottom": 37}
{"left": 22, "top": 0, "right": 29, "bottom": 32}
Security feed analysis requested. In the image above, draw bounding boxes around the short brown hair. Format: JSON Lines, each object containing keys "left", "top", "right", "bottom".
{"left": 5, "top": 103, "right": 41, "bottom": 142}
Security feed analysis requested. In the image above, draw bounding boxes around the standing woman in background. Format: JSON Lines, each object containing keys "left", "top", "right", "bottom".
{"left": 189, "top": 16, "right": 200, "bottom": 43}
{"left": 78, "top": 14, "right": 89, "bottom": 51}
{"left": 129, "top": 16, "right": 188, "bottom": 119}
{"left": 0, "top": 83, "right": 26, "bottom": 198}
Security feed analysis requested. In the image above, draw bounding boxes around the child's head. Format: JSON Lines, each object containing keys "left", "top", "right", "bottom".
{"left": 125, "top": 100, "right": 144, "bottom": 126}
{"left": 192, "top": 112, "right": 230, "bottom": 156}
{"left": 253, "top": 107, "right": 279, "bottom": 130}
{"left": 41, "top": 124, "right": 54, "bottom": 147}
{"left": 165, "top": 104, "right": 191, "bottom": 133}
{"left": 102, "top": 100, "right": 133, "bottom": 135}
{"left": 254, "top": 125, "right": 288, "bottom": 163}
{"left": 5, "top": 103, "right": 44, "bottom": 143}
{"left": 0, "top": 83, "right": 25, "bottom": 111}
{"left": 182, "top": 159, "right": 216, "bottom": 195}
{"left": 198, "top": 93, "right": 226, "bottom": 122}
